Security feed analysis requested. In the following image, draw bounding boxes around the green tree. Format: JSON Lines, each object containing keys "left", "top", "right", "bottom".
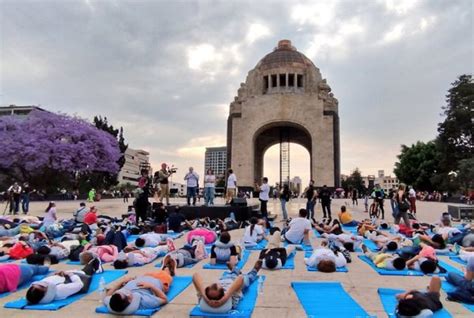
{"left": 394, "top": 141, "right": 441, "bottom": 191}
{"left": 436, "top": 74, "right": 474, "bottom": 174}
{"left": 342, "top": 168, "right": 366, "bottom": 195}
{"left": 457, "top": 158, "right": 474, "bottom": 192}
{"left": 76, "top": 116, "right": 128, "bottom": 192}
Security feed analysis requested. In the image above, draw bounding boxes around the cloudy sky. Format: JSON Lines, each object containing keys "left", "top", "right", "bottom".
{"left": 1, "top": 0, "right": 472, "bottom": 186}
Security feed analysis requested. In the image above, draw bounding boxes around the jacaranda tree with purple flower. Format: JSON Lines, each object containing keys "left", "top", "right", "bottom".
{"left": 0, "top": 110, "right": 121, "bottom": 192}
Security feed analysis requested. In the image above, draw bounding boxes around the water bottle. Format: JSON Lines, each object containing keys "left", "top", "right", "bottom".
{"left": 98, "top": 276, "right": 106, "bottom": 302}
{"left": 257, "top": 276, "right": 264, "bottom": 294}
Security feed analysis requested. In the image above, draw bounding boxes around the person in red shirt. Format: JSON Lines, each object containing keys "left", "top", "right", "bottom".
{"left": 84, "top": 206, "right": 98, "bottom": 226}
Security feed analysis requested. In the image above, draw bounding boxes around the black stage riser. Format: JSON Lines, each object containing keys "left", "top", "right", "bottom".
{"left": 164, "top": 205, "right": 258, "bottom": 221}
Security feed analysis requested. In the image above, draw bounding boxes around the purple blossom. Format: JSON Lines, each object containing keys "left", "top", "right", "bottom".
{"left": 0, "top": 110, "right": 121, "bottom": 176}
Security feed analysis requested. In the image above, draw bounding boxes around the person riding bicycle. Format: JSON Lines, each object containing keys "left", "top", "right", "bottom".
{"left": 371, "top": 184, "right": 385, "bottom": 219}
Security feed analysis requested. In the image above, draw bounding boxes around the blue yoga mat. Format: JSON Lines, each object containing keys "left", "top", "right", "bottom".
{"left": 378, "top": 288, "right": 452, "bottom": 317}
{"left": 283, "top": 241, "right": 313, "bottom": 251}
{"left": 280, "top": 253, "right": 295, "bottom": 270}
{"left": 304, "top": 251, "right": 348, "bottom": 272}
{"left": 442, "top": 281, "right": 474, "bottom": 312}
{"left": 4, "top": 270, "right": 127, "bottom": 310}
{"left": 0, "top": 272, "right": 51, "bottom": 299}
{"left": 292, "top": 282, "right": 371, "bottom": 317}
{"left": 358, "top": 255, "right": 460, "bottom": 277}
{"left": 203, "top": 250, "right": 251, "bottom": 270}
{"left": 65, "top": 260, "right": 81, "bottom": 265}
{"left": 244, "top": 240, "right": 267, "bottom": 250}
{"left": 449, "top": 256, "right": 467, "bottom": 266}
{"left": 362, "top": 239, "right": 380, "bottom": 252}
{"left": 313, "top": 229, "right": 322, "bottom": 238}
{"left": 436, "top": 249, "right": 456, "bottom": 257}
{"left": 189, "top": 275, "right": 265, "bottom": 317}
{"left": 95, "top": 276, "right": 192, "bottom": 316}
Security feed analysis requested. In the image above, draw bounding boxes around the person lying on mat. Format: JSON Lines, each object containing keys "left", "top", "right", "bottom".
{"left": 192, "top": 259, "right": 263, "bottom": 313}
{"left": 395, "top": 276, "right": 444, "bottom": 317}
{"left": 455, "top": 246, "right": 474, "bottom": 261}
{"left": 25, "top": 257, "right": 102, "bottom": 304}
{"left": 360, "top": 243, "right": 407, "bottom": 270}
{"left": 0, "top": 264, "right": 49, "bottom": 293}
{"left": 281, "top": 209, "right": 311, "bottom": 245}
{"left": 364, "top": 231, "right": 405, "bottom": 252}
{"left": 256, "top": 228, "right": 296, "bottom": 270}
{"left": 104, "top": 256, "right": 176, "bottom": 315}
{"left": 243, "top": 217, "right": 266, "bottom": 247}
{"left": 162, "top": 238, "right": 207, "bottom": 268}
{"left": 338, "top": 206, "right": 358, "bottom": 227}
{"left": 209, "top": 231, "right": 240, "bottom": 265}
{"left": 321, "top": 232, "right": 363, "bottom": 252}
{"left": 134, "top": 232, "right": 170, "bottom": 248}
{"left": 445, "top": 255, "right": 474, "bottom": 304}
{"left": 79, "top": 244, "right": 118, "bottom": 263}
{"left": 405, "top": 245, "right": 447, "bottom": 275}
{"left": 313, "top": 219, "right": 343, "bottom": 236}
{"left": 113, "top": 245, "right": 169, "bottom": 269}
{"left": 304, "top": 241, "right": 348, "bottom": 272}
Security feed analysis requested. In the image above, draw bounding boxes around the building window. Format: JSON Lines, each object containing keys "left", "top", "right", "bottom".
{"left": 271, "top": 74, "right": 277, "bottom": 87}
{"left": 297, "top": 74, "right": 303, "bottom": 88}
{"left": 288, "top": 74, "right": 295, "bottom": 87}
{"left": 263, "top": 75, "right": 269, "bottom": 92}
{"left": 279, "top": 74, "right": 286, "bottom": 87}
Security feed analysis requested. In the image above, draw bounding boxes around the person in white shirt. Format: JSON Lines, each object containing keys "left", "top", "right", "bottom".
{"left": 242, "top": 217, "right": 266, "bottom": 247}
{"left": 204, "top": 169, "right": 216, "bottom": 206}
{"left": 304, "top": 243, "right": 347, "bottom": 272}
{"left": 8, "top": 182, "right": 22, "bottom": 215}
{"left": 282, "top": 209, "right": 312, "bottom": 245}
{"left": 184, "top": 167, "right": 199, "bottom": 206}
{"left": 226, "top": 169, "right": 237, "bottom": 204}
{"left": 408, "top": 186, "right": 417, "bottom": 215}
{"left": 256, "top": 177, "right": 270, "bottom": 222}
{"left": 25, "top": 258, "right": 102, "bottom": 304}
{"left": 134, "top": 233, "right": 169, "bottom": 248}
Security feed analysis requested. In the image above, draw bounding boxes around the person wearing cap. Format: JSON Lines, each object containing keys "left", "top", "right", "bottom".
{"left": 104, "top": 258, "right": 176, "bottom": 315}
{"left": 395, "top": 276, "right": 444, "bottom": 317}
{"left": 25, "top": 257, "right": 101, "bottom": 304}
{"left": 445, "top": 255, "right": 474, "bottom": 304}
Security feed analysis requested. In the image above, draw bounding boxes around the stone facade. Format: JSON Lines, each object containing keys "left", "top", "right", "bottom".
{"left": 227, "top": 40, "right": 340, "bottom": 188}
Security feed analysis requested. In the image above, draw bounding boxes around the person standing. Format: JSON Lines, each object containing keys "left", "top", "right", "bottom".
{"left": 156, "top": 163, "right": 172, "bottom": 206}
{"left": 122, "top": 189, "right": 129, "bottom": 203}
{"left": 256, "top": 177, "right": 270, "bottom": 221}
{"left": 394, "top": 183, "right": 411, "bottom": 228}
{"left": 21, "top": 182, "right": 33, "bottom": 214}
{"left": 408, "top": 186, "right": 417, "bottom": 215}
{"left": 135, "top": 169, "right": 151, "bottom": 224}
{"left": 372, "top": 184, "right": 385, "bottom": 219}
{"left": 280, "top": 184, "right": 290, "bottom": 221}
{"left": 184, "top": 167, "right": 199, "bottom": 206}
{"left": 203, "top": 169, "right": 216, "bottom": 206}
{"left": 87, "top": 188, "right": 96, "bottom": 202}
{"left": 225, "top": 169, "right": 237, "bottom": 204}
{"left": 319, "top": 185, "right": 332, "bottom": 220}
{"left": 8, "top": 182, "right": 22, "bottom": 215}
{"left": 304, "top": 180, "right": 317, "bottom": 219}
{"left": 351, "top": 188, "right": 358, "bottom": 206}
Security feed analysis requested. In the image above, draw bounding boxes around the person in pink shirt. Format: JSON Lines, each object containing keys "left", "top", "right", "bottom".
{"left": 0, "top": 264, "right": 49, "bottom": 293}
{"left": 80, "top": 244, "right": 118, "bottom": 263}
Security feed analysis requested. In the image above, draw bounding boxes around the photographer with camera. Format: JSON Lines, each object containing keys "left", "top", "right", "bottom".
{"left": 154, "top": 163, "right": 176, "bottom": 205}
{"left": 7, "top": 182, "right": 22, "bottom": 215}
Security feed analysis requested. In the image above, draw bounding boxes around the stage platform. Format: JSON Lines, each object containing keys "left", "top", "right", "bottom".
{"left": 155, "top": 202, "right": 260, "bottom": 221}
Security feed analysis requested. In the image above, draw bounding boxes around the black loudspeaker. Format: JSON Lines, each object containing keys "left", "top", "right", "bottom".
{"left": 231, "top": 197, "right": 247, "bottom": 207}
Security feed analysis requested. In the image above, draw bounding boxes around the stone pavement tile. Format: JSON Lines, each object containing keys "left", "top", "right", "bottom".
{"left": 252, "top": 307, "right": 306, "bottom": 318}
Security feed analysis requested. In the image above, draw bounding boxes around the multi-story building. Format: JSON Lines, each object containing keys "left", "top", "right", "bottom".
{"left": 361, "top": 170, "right": 399, "bottom": 193}
{"left": 204, "top": 146, "right": 227, "bottom": 180}
{"left": 118, "top": 148, "right": 150, "bottom": 186}
{"left": 0, "top": 105, "right": 46, "bottom": 116}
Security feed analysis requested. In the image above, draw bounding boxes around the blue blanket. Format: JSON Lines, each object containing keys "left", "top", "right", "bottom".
{"left": 304, "top": 251, "right": 348, "bottom": 272}
{"left": 203, "top": 250, "right": 251, "bottom": 270}
{"left": 378, "top": 288, "right": 452, "bottom": 317}
{"left": 441, "top": 281, "right": 474, "bottom": 312}
{"left": 189, "top": 275, "right": 265, "bottom": 317}
{"left": 283, "top": 241, "right": 313, "bottom": 251}
{"left": 292, "top": 282, "right": 371, "bottom": 317}
{"left": 95, "top": 276, "right": 192, "bottom": 316}
{"left": 4, "top": 270, "right": 127, "bottom": 310}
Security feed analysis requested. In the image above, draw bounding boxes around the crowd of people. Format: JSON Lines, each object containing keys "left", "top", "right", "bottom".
{"left": 0, "top": 176, "right": 473, "bottom": 317}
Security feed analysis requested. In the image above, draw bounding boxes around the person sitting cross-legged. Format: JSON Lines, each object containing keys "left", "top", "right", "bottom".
{"left": 192, "top": 260, "right": 262, "bottom": 314}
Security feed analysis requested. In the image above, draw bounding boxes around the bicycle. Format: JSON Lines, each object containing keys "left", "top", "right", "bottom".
{"left": 369, "top": 200, "right": 382, "bottom": 218}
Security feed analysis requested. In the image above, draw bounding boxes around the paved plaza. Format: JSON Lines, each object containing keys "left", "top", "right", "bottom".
{"left": 0, "top": 198, "right": 471, "bottom": 317}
